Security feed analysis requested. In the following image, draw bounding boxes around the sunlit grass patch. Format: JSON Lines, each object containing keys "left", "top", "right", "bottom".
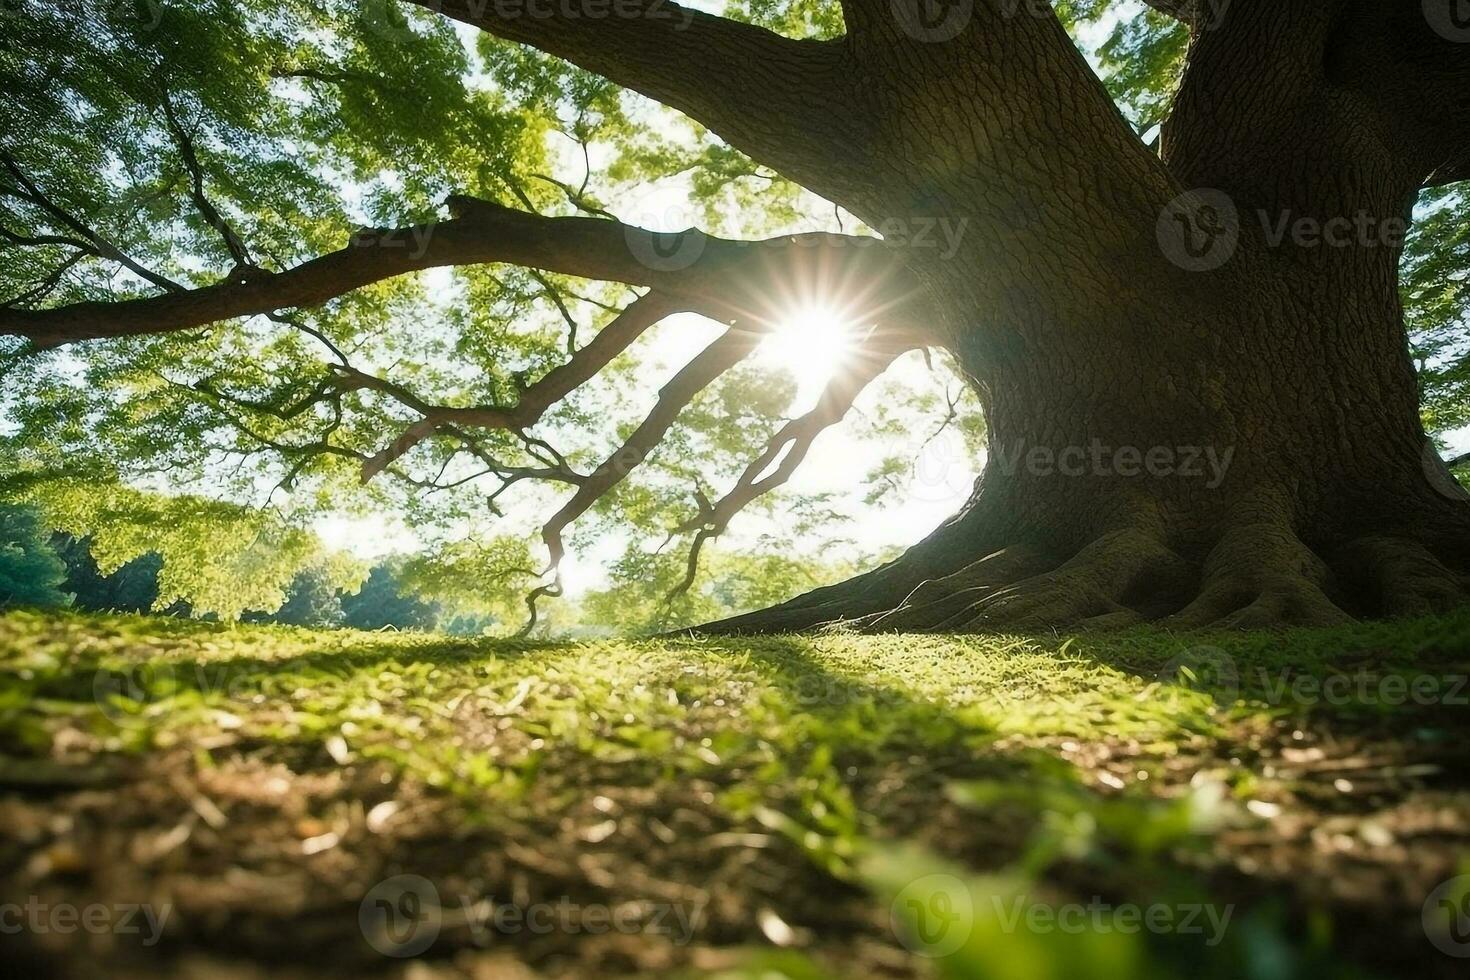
{"left": 1, "top": 609, "right": 1468, "bottom": 978}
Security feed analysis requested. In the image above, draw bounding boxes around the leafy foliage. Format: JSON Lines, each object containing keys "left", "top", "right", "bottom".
{"left": 6, "top": 481, "right": 365, "bottom": 620}
{"left": 1404, "top": 186, "right": 1470, "bottom": 439}
{"left": 1059, "top": 1, "right": 1189, "bottom": 133}
{"left": 0, "top": 503, "right": 70, "bottom": 608}
{"left": 339, "top": 562, "right": 440, "bottom": 632}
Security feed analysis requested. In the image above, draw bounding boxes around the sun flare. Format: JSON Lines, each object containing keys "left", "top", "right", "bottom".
{"left": 760, "top": 304, "right": 859, "bottom": 394}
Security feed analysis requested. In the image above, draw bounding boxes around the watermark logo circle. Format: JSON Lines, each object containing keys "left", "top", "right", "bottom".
{"left": 92, "top": 660, "right": 175, "bottom": 728}
{"left": 890, "top": 873, "right": 973, "bottom": 958}
{"left": 1157, "top": 645, "right": 1239, "bottom": 703}
{"left": 891, "top": 0, "right": 974, "bottom": 43}
{"left": 1423, "top": 875, "right": 1470, "bottom": 957}
{"left": 111, "top": 0, "right": 165, "bottom": 31}
{"left": 908, "top": 428, "right": 974, "bottom": 504}
{"left": 1423, "top": 0, "right": 1470, "bottom": 42}
{"left": 1422, "top": 439, "right": 1470, "bottom": 502}
{"left": 360, "top": 0, "right": 434, "bottom": 44}
{"left": 1196, "top": 0, "right": 1234, "bottom": 31}
{"left": 360, "top": 874, "right": 441, "bottom": 957}
{"left": 1156, "top": 188, "right": 1240, "bottom": 272}
{"left": 624, "top": 209, "right": 707, "bottom": 272}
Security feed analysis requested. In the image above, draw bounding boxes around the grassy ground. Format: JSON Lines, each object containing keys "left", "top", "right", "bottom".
{"left": 2, "top": 610, "right": 1470, "bottom": 979}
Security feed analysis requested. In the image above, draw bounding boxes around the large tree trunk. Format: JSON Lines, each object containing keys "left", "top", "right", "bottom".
{"left": 692, "top": 0, "right": 1470, "bottom": 634}
{"left": 706, "top": 249, "right": 1470, "bottom": 632}
{"left": 702, "top": 14, "right": 1470, "bottom": 631}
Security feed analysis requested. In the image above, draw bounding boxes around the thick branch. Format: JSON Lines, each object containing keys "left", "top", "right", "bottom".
{"left": 3, "top": 197, "right": 927, "bottom": 349}
{"left": 1307, "top": 3, "right": 1470, "bottom": 194}
{"left": 834, "top": 0, "right": 1177, "bottom": 309}
{"left": 1162, "top": 1, "right": 1345, "bottom": 211}
{"left": 410, "top": 0, "right": 856, "bottom": 202}
{"left": 1163, "top": 0, "right": 1470, "bottom": 217}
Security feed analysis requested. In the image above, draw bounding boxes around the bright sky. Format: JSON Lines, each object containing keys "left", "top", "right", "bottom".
{"left": 316, "top": 303, "right": 983, "bottom": 593}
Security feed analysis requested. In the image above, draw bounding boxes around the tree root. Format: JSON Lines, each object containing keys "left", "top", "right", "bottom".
{"left": 854, "top": 545, "right": 1057, "bottom": 631}
{"left": 692, "top": 518, "right": 1470, "bottom": 636}
{"left": 1162, "top": 524, "right": 1351, "bottom": 630}
{"left": 1333, "top": 536, "right": 1470, "bottom": 618}
{"left": 944, "top": 530, "right": 1196, "bottom": 631}
{"left": 854, "top": 532, "right": 1194, "bottom": 632}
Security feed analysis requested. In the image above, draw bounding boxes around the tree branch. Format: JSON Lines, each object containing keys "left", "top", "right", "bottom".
{"left": 0, "top": 249, "right": 90, "bottom": 308}
{"left": 159, "top": 94, "right": 254, "bottom": 269}
{"left": 409, "top": 0, "right": 856, "bottom": 203}
{"left": 665, "top": 332, "right": 911, "bottom": 600}
{"left": 0, "top": 224, "right": 96, "bottom": 253}
{"left": 3, "top": 196, "right": 928, "bottom": 351}
{"left": 0, "top": 150, "right": 183, "bottom": 295}
{"left": 350, "top": 289, "right": 683, "bottom": 480}
{"left": 538, "top": 323, "right": 763, "bottom": 572}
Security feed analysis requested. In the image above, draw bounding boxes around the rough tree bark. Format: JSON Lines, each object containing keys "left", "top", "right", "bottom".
{"left": 5, "top": 0, "right": 1468, "bottom": 630}
{"left": 701, "top": 0, "right": 1470, "bottom": 631}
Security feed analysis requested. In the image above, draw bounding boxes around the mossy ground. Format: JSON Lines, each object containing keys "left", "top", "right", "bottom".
{"left": 2, "top": 610, "right": 1469, "bottom": 978}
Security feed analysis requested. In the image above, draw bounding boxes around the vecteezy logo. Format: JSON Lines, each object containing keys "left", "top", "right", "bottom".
{"left": 360, "top": 874, "right": 441, "bottom": 957}
{"left": 1156, "top": 189, "right": 1240, "bottom": 272}
{"left": 1422, "top": 439, "right": 1470, "bottom": 502}
{"left": 1157, "top": 645, "right": 1240, "bottom": 704}
{"left": 890, "top": 874, "right": 972, "bottom": 958}
{"left": 1424, "top": 0, "right": 1470, "bottom": 42}
{"left": 908, "top": 428, "right": 975, "bottom": 504}
{"left": 360, "top": 0, "right": 434, "bottom": 44}
{"left": 1424, "top": 875, "right": 1470, "bottom": 957}
{"left": 891, "top": 0, "right": 974, "bottom": 43}
{"left": 92, "top": 661, "right": 175, "bottom": 728}
{"left": 623, "top": 209, "right": 707, "bottom": 272}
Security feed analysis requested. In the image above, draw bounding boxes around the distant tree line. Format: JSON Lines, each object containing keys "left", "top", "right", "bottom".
{"left": 2, "top": 497, "right": 896, "bottom": 635}
{"left": 0, "top": 503, "right": 474, "bottom": 632}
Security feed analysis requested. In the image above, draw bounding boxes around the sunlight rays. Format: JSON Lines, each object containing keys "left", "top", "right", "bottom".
{"left": 756, "top": 303, "right": 860, "bottom": 394}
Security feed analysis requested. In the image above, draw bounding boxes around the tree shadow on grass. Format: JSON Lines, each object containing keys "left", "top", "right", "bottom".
{"left": 4, "top": 614, "right": 1469, "bottom": 977}
{"left": 17, "top": 619, "right": 565, "bottom": 707}
{"left": 674, "top": 629, "right": 1468, "bottom": 980}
